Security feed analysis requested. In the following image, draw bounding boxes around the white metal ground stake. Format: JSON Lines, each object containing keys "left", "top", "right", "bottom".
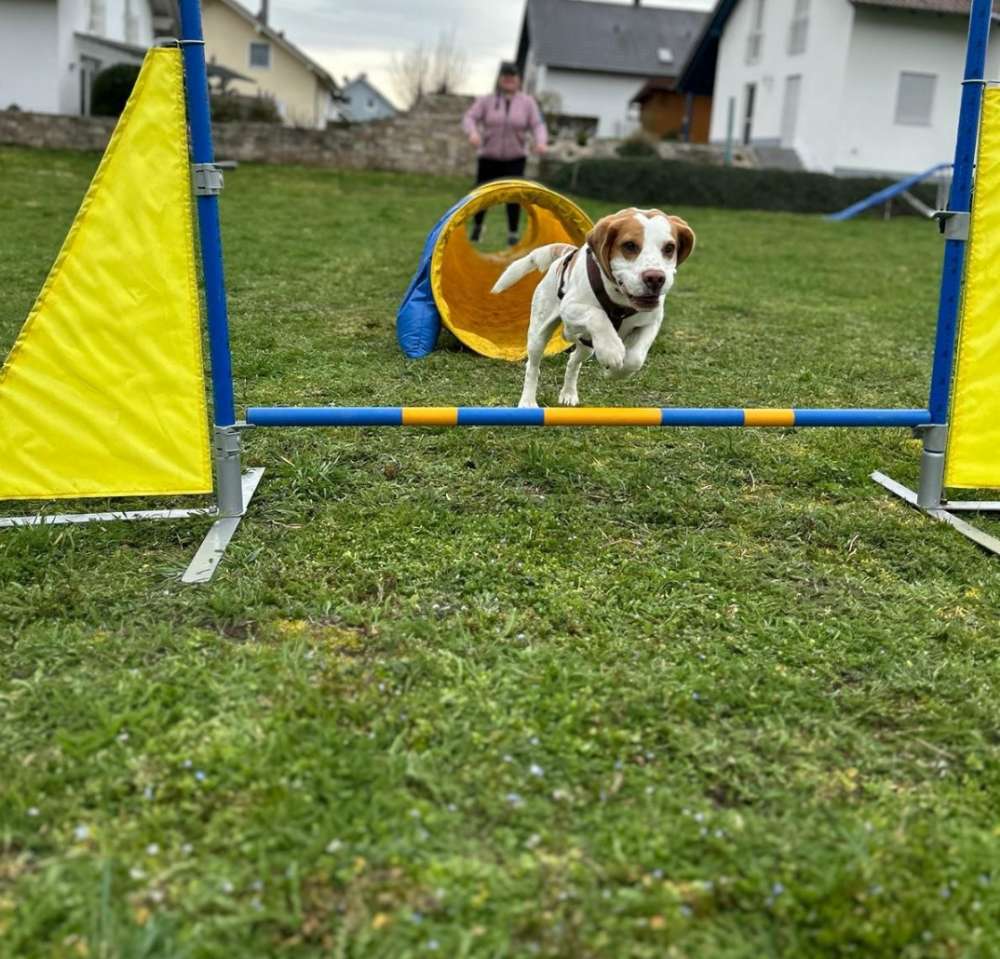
{"left": 872, "top": 425, "right": 1000, "bottom": 556}
{"left": 181, "top": 425, "right": 263, "bottom": 584}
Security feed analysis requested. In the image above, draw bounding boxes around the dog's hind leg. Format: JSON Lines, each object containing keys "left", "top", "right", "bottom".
{"left": 518, "top": 308, "right": 562, "bottom": 409}
{"left": 558, "top": 344, "right": 592, "bottom": 406}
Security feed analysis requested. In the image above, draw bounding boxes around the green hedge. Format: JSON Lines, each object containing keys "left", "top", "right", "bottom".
{"left": 90, "top": 64, "right": 141, "bottom": 117}
{"left": 210, "top": 92, "right": 282, "bottom": 124}
{"left": 539, "top": 157, "right": 938, "bottom": 216}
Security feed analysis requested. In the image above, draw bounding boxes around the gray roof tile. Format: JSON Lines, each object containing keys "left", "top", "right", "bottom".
{"left": 525, "top": 0, "right": 708, "bottom": 76}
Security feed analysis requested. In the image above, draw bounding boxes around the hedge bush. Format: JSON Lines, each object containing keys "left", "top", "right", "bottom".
{"left": 90, "top": 64, "right": 141, "bottom": 117}
{"left": 615, "top": 136, "right": 658, "bottom": 159}
{"left": 539, "top": 157, "right": 938, "bottom": 216}
{"left": 209, "top": 92, "right": 282, "bottom": 124}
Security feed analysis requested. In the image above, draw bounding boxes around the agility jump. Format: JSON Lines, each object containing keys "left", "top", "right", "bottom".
{"left": 1, "top": 0, "right": 999, "bottom": 581}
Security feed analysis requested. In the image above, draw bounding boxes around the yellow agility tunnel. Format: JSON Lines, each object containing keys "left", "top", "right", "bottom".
{"left": 396, "top": 179, "right": 592, "bottom": 361}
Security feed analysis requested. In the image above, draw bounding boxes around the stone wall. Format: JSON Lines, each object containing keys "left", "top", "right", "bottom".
{"left": 0, "top": 110, "right": 117, "bottom": 153}
{"left": 0, "top": 94, "right": 752, "bottom": 175}
{"left": 0, "top": 94, "right": 481, "bottom": 177}
{"left": 545, "top": 136, "right": 758, "bottom": 170}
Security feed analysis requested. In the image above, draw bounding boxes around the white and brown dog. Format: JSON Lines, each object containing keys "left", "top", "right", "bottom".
{"left": 492, "top": 208, "right": 695, "bottom": 407}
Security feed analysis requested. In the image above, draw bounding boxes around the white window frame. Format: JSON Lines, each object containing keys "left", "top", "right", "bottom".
{"left": 895, "top": 71, "right": 936, "bottom": 127}
{"left": 88, "top": 0, "right": 106, "bottom": 36}
{"left": 124, "top": 0, "right": 141, "bottom": 44}
{"left": 788, "top": 0, "right": 809, "bottom": 55}
{"left": 249, "top": 41, "right": 272, "bottom": 69}
{"left": 746, "top": 0, "right": 765, "bottom": 64}
{"left": 781, "top": 74, "right": 802, "bottom": 145}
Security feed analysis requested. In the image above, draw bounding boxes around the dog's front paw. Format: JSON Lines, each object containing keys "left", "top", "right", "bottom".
{"left": 558, "top": 389, "right": 580, "bottom": 407}
{"left": 518, "top": 398, "right": 540, "bottom": 409}
{"left": 594, "top": 338, "right": 626, "bottom": 372}
{"left": 605, "top": 361, "right": 641, "bottom": 380}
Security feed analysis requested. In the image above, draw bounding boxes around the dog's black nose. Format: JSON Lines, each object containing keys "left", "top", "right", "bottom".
{"left": 642, "top": 270, "right": 666, "bottom": 294}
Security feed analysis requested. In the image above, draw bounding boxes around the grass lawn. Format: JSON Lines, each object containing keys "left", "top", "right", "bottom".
{"left": 2, "top": 146, "right": 1000, "bottom": 958}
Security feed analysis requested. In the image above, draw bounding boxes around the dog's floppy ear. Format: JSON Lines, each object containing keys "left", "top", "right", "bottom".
{"left": 669, "top": 215, "right": 696, "bottom": 266}
{"left": 587, "top": 215, "right": 620, "bottom": 278}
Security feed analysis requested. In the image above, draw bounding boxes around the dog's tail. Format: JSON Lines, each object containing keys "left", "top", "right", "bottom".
{"left": 490, "top": 243, "right": 576, "bottom": 294}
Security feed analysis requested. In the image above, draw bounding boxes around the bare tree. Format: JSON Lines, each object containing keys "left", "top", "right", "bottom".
{"left": 429, "top": 29, "right": 468, "bottom": 96}
{"left": 389, "top": 43, "right": 430, "bottom": 110}
{"left": 390, "top": 30, "right": 468, "bottom": 109}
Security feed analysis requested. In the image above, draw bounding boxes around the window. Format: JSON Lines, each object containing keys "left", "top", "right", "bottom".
{"left": 249, "top": 41, "right": 271, "bottom": 69}
{"left": 746, "top": 0, "right": 765, "bottom": 64}
{"left": 895, "top": 72, "right": 936, "bottom": 126}
{"left": 88, "top": 0, "right": 106, "bottom": 35}
{"left": 743, "top": 82, "right": 756, "bottom": 145}
{"left": 781, "top": 74, "right": 802, "bottom": 145}
{"left": 788, "top": 0, "right": 809, "bottom": 55}
{"left": 124, "top": 0, "right": 140, "bottom": 44}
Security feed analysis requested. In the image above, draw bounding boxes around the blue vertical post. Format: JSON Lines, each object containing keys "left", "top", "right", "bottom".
{"left": 178, "top": 0, "right": 237, "bottom": 429}
{"left": 177, "top": 0, "right": 246, "bottom": 519}
{"left": 928, "top": 0, "right": 993, "bottom": 423}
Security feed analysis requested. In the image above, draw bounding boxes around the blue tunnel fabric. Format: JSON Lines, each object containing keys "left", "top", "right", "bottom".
{"left": 396, "top": 198, "right": 466, "bottom": 359}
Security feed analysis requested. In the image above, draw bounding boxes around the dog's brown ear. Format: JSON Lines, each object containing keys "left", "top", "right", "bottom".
{"left": 669, "top": 216, "right": 696, "bottom": 265}
{"left": 587, "top": 215, "right": 620, "bottom": 277}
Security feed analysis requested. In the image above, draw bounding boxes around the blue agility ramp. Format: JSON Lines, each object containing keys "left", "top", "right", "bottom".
{"left": 827, "top": 163, "right": 951, "bottom": 221}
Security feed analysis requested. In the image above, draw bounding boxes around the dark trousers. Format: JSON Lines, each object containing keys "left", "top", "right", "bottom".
{"left": 472, "top": 156, "right": 527, "bottom": 235}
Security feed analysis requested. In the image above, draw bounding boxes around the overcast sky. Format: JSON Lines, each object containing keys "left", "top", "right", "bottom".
{"left": 262, "top": 0, "right": 715, "bottom": 107}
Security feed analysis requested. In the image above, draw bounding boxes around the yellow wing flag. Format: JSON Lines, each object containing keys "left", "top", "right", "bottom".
{"left": 0, "top": 48, "right": 211, "bottom": 501}
{"left": 946, "top": 88, "right": 1000, "bottom": 489}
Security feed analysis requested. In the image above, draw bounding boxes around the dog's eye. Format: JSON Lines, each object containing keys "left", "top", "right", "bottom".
{"left": 664, "top": 243, "right": 677, "bottom": 257}
{"left": 622, "top": 241, "right": 640, "bottom": 255}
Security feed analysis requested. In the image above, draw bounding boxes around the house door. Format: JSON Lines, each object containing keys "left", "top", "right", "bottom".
{"left": 781, "top": 75, "right": 802, "bottom": 146}
{"left": 742, "top": 83, "right": 756, "bottom": 145}
{"left": 79, "top": 56, "right": 101, "bottom": 116}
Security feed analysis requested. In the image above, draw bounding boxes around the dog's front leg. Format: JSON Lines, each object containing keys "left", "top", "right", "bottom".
{"left": 609, "top": 318, "right": 662, "bottom": 379}
{"left": 562, "top": 304, "right": 625, "bottom": 372}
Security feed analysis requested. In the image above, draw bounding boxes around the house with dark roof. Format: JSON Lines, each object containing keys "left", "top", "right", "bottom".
{"left": 678, "top": 0, "right": 1000, "bottom": 175}
{"left": 515, "top": 0, "right": 709, "bottom": 138}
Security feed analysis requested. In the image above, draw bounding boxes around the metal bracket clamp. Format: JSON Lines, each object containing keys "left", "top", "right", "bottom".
{"left": 933, "top": 209, "right": 970, "bottom": 241}
{"left": 192, "top": 163, "right": 224, "bottom": 197}
{"left": 213, "top": 424, "right": 245, "bottom": 518}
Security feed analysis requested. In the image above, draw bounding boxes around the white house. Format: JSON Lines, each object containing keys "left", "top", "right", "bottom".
{"left": 515, "top": 0, "right": 709, "bottom": 138}
{"left": 0, "top": 0, "right": 176, "bottom": 115}
{"left": 339, "top": 73, "right": 396, "bottom": 123}
{"left": 679, "top": 0, "right": 1000, "bottom": 176}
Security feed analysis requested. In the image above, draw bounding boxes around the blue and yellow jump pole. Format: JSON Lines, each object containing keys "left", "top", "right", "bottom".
{"left": 246, "top": 407, "right": 932, "bottom": 429}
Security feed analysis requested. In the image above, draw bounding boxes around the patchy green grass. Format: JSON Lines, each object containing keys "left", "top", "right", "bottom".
{"left": 2, "top": 146, "right": 1000, "bottom": 958}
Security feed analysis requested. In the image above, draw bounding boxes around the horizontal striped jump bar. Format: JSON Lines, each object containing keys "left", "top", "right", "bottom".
{"left": 245, "top": 407, "right": 932, "bottom": 428}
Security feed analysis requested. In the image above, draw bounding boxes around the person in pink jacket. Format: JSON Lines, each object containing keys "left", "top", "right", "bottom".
{"left": 462, "top": 61, "right": 549, "bottom": 246}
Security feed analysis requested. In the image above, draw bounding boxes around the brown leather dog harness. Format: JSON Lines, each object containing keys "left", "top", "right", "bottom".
{"left": 557, "top": 247, "right": 637, "bottom": 349}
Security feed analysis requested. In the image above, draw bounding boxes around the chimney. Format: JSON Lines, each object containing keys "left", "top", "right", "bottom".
{"left": 258, "top": 0, "right": 269, "bottom": 25}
